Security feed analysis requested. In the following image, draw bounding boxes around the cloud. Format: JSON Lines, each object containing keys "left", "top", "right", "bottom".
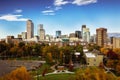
{"left": 14, "top": 9, "right": 22, "bottom": 13}
{"left": 42, "top": 10, "right": 54, "bottom": 13}
{"left": 43, "top": 13, "right": 55, "bottom": 16}
{"left": 54, "top": 0, "right": 69, "bottom": 6}
{"left": 42, "top": 10, "right": 55, "bottom": 16}
{"left": 72, "top": 0, "right": 97, "bottom": 6}
{"left": 55, "top": 6, "right": 62, "bottom": 11}
{"left": 0, "top": 14, "right": 28, "bottom": 21}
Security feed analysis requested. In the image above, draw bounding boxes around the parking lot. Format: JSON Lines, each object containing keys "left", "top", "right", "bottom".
{"left": 0, "top": 60, "right": 44, "bottom": 77}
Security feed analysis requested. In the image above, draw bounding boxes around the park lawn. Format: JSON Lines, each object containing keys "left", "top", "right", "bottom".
{"left": 30, "top": 63, "right": 53, "bottom": 76}
{"left": 36, "top": 73, "right": 75, "bottom": 80}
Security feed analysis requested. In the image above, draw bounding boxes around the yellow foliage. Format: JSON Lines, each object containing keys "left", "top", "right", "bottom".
{"left": 47, "top": 53, "right": 53, "bottom": 62}
{"left": 1, "top": 66, "right": 32, "bottom": 80}
{"left": 113, "top": 48, "right": 120, "bottom": 54}
{"left": 76, "top": 67, "right": 115, "bottom": 80}
{"left": 100, "top": 48, "right": 109, "bottom": 55}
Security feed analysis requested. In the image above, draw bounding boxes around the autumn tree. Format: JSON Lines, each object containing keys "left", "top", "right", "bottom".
{"left": 107, "top": 49, "right": 118, "bottom": 59}
{"left": 76, "top": 67, "right": 115, "bottom": 80}
{"left": 113, "top": 48, "right": 120, "bottom": 54}
{"left": 100, "top": 48, "right": 109, "bottom": 55}
{"left": 1, "top": 66, "right": 32, "bottom": 80}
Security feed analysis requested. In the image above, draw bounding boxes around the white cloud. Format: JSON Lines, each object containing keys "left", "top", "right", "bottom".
{"left": 55, "top": 6, "right": 62, "bottom": 11}
{"left": 0, "top": 14, "right": 28, "bottom": 21}
{"left": 42, "top": 10, "right": 55, "bottom": 16}
{"left": 54, "top": 0, "right": 69, "bottom": 6}
{"left": 43, "top": 13, "right": 55, "bottom": 16}
{"left": 72, "top": 0, "right": 97, "bottom": 6}
{"left": 42, "top": 10, "right": 54, "bottom": 14}
{"left": 15, "top": 9, "right": 22, "bottom": 13}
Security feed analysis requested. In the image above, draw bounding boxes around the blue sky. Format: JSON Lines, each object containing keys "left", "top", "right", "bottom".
{"left": 0, "top": 0, "right": 120, "bottom": 38}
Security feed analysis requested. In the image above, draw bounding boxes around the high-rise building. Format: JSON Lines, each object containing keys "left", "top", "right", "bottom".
{"left": 56, "top": 30, "right": 61, "bottom": 38}
{"left": 81, "top": 25, "right": 86, "bottom": 39}
{"left": 38, "top": 24, "right": 45, "bottom": 41}
{"left": 96, "top": 28, "right": 107, "bottom": 47}
{"left": 75, "top": 31, "right": 81, "bottom": 39}
{"left": 38, "top": 24, "right": 43, "bottom": 37}
{"left": 81, "top": 25, "right": 90, "bottom": 43}
{"left": 22, "top": 32, "right": 27, "bottom": 40}
{"left": 27, "top": 20, "right": 34, "bottom": 39}
{"left": 84, "top": 28, "right": 90, "bottom": 43}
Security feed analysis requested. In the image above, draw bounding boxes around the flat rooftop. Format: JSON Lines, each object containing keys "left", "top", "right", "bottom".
{"left": 83, "top": 49, "right": 88, "bottom": 53}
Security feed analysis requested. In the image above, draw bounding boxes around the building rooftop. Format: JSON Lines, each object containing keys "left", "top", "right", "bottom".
{"left": 83, "top": 49, "right": 88, "bottom": 53}
{"left": 85, "top": 52, "right": 96, "bottom": 58}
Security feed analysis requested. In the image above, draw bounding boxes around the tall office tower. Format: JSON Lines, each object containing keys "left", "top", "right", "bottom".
{"left": 22, "top": 32, "right": 27, "bottom": 40}
{"left": 83, "top": 28, "right": 90, "bottom": 43}
{"left": 27, "top": 20, "right": 34, "bottom": 39}
{"left": 38, "top": 24, "right": 45, "bottom": 41}
{"left": 75, "top": 31, "right": 81, "bottom": 39}
{"left": 84, "top": 28, "right": 90, "bottom": 43}
{"left": 96, "top": 28, "right": 107, "bottom": 47}
{"left": 38, "top": 24, "right": 43, "bottom": 37}
{"left": 81, "top": 25, "right": 86, "bottom": 39}
{"left": 56, "top": 30, "right": 61, "bottom": 38}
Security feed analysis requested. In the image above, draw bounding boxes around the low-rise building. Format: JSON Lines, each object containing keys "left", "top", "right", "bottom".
{"left": 85, "top": 50, "right": 103, "bottom": 66}
{"left": 112, "top": 37, "right": 120, "bottom": 48}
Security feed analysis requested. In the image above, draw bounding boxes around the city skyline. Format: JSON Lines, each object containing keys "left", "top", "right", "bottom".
{"left": 0, "top": 0, "right": 120, "bottom": 38}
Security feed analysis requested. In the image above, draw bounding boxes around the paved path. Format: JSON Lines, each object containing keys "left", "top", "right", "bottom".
{"left": 34, "top": 70, "right": 75, "bottom": 77}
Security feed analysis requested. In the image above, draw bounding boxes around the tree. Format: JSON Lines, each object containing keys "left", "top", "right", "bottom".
{"left": 18, "top": 42, "right": 25, "bottom": 48}
{"left": 100, "top": 48, "right": 109, "bottom": 55}
{"left": 106, "top": 59, "right": 114, "bottom": 68}
{"left": 113, "top": 48, "right": 120, "bottom": 54}
{"left": 107, "top": 49, "right": 118, "bottom": 59}
{"left": 1, "top": 66, "right": 32, "bottom": 80}
{"left": 46, "top": 53, "right": 53, "bottom": 64}
{"left": 76, "top": 67, "right": 115, "bottom": 80}
{"left": 9, "top": 46, "right": 18, "bottom": 58}
{"left": 116, "top": 62, "right": 120, "bottom": 75}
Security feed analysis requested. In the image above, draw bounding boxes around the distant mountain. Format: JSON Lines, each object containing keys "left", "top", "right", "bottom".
{"left": 108, "top": 33, "right": 120, "bottom": 38}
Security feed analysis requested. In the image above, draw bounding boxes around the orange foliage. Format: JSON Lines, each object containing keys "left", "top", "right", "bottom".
{"left": 113, "top": 48, "right": 120, "bottom": 54}
{"left": 100, "top": 48, "right": 109, "bottom": 55}
{"left": 1, "top": 66, "right": 32, "bottom": 80}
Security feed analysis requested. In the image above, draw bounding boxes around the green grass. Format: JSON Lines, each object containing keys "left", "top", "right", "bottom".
{"left": 36, "top": 73, "right": 75, "bottom": 80}
{"left": 30, "top": 63, "right": 53, "bottom": 76}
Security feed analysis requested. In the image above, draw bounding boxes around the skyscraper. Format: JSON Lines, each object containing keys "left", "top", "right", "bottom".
{"left": 81, "top": 25, "right": 90, "bottom": 43}
{"left": 22, "top": 32, "right": 27, "bottom": 40}
{"left": 83, "top": 28, "right": 90, "bottom": 43}
{"left": 81, "top": 25, "right": 86, "bottom": 39}
{"left": 38, "top": 24, "right": 45, "bottom": 41}
{"left": 75, "top": 31, "right": 81, "bottom": 39}
{"left": 56, "top": 30, "right": 61, "bottom": 38}
{"left": 96, "top": 28, "right": 107, "bottom": 47}
{"left": 27, "top": 20, "right": 34, "bottom": 39}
